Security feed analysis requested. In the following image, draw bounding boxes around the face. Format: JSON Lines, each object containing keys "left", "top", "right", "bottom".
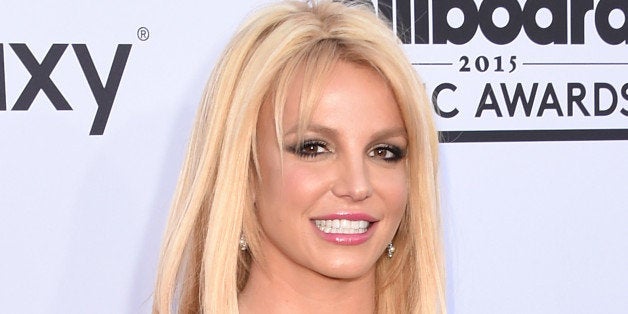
{"left": 254, "top": 61, "right": 408, "bottom": 281}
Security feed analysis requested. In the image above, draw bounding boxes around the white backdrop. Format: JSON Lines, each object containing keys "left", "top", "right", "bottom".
{"left": 0, "top": 0, "right": 626, "bottom": 313}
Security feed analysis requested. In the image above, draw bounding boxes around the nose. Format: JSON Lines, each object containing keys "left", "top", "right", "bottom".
{"left": 331, "top": 155, "right": 373, "bottom": 201}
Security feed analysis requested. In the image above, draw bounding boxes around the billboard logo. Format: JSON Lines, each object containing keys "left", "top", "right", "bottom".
{"left": 378, "top": 0, "right": 627, "bottom": 45}
{"left": 0, "top": 43, "right": 132, "bottom": 135}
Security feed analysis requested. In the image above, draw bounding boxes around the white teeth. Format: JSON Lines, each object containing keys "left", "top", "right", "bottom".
{"left": 314, "top": 219, "right": 370, "bottom": 234}
{"left": 340, "top": 219, "right": 350, "bottom": 228}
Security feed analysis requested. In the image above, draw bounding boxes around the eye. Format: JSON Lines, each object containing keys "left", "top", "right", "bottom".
{"left": 289, "top": 140, "right": 330, "bottom": 159}
{"left": 368, "top": 144, "right": 406, "bottom": 163}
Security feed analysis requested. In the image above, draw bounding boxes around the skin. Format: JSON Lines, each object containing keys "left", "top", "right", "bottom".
{"left": 239, "top": 61, "right": 408, "bottom": 314}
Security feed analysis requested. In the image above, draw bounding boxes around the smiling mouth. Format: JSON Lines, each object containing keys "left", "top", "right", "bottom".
{"left": 314, "top": 219, "right": 371, "bottom": 234}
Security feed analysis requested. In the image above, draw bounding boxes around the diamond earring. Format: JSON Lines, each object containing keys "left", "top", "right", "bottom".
{"left": 386, "top": 242, "right": 395, "bottom": 258}
{"left": 239, "top": 234, "right": 248, "bottom": 251}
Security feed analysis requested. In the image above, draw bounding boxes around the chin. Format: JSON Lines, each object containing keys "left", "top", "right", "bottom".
{"left": 315, "top": 256, "right": 378, "bottom": 280}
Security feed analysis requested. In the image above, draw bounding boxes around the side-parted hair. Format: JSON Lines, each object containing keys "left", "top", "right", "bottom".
{"left": 153, "top": 1, "right": 445, "bottom": 313}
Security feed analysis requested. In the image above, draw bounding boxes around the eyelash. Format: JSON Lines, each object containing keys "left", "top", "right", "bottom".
{"left": 289, "top": 140, "right": 330, "bottom": 159}
{"left": 369, "top": 144, "right": 406, "bottom": 163}
{"left": 287, "top": 140, "right": 406, "bottom": 163}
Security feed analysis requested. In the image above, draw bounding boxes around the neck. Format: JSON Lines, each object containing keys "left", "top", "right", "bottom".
{"left": 238, "top": 260, "right": 376, "bottom": 314}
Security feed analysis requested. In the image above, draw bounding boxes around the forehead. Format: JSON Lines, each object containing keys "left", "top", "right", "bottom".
{"left": 282, "top": 60, "right": 403, "bottom": 132}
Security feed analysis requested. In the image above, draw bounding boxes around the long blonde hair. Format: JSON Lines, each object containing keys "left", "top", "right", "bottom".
{"left": 153, "top": 1, "right": 445, "bottom": 313}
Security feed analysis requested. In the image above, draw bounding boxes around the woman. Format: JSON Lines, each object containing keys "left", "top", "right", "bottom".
{"left": 153, "top": 1, "right": 445, "bottom": 313}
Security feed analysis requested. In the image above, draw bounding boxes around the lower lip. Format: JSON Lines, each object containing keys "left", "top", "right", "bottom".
{"left": 311, "top": 221, "right": 377, "bottom": 246}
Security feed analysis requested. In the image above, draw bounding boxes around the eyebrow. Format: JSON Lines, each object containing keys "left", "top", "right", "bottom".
{"left": 284, "top": 124, "right": 338, "bottom": 138}
{"left": 284, "top": 124, "right": 408, "bottom": 140}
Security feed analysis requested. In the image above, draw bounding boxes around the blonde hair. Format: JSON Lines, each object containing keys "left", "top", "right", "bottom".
{"left": 153, "top": 1, "right": 445, "bottom": 313}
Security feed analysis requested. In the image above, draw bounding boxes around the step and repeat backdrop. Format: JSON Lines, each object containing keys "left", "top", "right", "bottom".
{"left": 0, "top": 0, "right": 626, "bottom": 313}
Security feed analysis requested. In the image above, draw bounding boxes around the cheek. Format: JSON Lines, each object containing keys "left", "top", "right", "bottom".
{"left": 257, "top": 158, "right": 331, "bottom": 219}
{"left": 375, "top": 169, "right": 408, "bottom": 215}
{"left": 280, "top": 162, "right": 331, "bottom": 210}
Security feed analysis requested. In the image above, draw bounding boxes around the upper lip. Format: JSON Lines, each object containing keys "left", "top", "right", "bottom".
{"left": 310, "top": 212, "right": 378, "bottom": 222}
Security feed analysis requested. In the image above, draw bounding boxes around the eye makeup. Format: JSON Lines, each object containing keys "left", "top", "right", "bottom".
{"left": 285, "top": 138, "right": 406, "bottom": 163}
{"left": 368, "top": 144, "right": 406, "bottom": 163}
{"left": 286, "top": 139, "right": 331, "bottom": 159}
